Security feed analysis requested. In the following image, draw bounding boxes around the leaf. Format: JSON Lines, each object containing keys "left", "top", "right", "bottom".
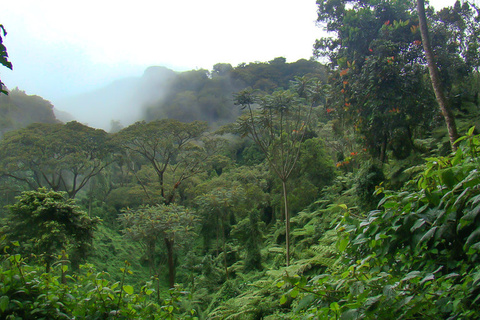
{"left": 280, "top": 294, "right": 288, "bottom": 305}
{"left": 330, "top": 302, "right": 340, "bottom": 312}
{"left": 465, "top": 227, "right": 480, "bottom": 247}
{"left": 341, "top": 309, "right": 360, "bottom": 320}
{"left": 417, "top": 227, "right": 437, "bottom": 246}
{"left": 123, "top": 285, "right": 134, "bottom": 295}
{"left": 0, "top": 296, "right": 9, "bottom": 313}
{"left": 290, "top": 287, "right": 299, "bottom": 298}
{"left": 401, "top": 271, "right": 422, "bottom": 282}
{"left": 410, "top": 219, "right": 426, "bottom": 232}
{"left": 419, "top": 273, "right": 434, "bottom": 285}
{"left": 440, "top": 168, "right": 455, "bottom": 189}
{"left": 337, "top": 236, "right": 349, "bottom": 252}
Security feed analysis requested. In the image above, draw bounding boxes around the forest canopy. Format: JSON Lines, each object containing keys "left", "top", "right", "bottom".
{"left": 1, "top": 0, "right": 480, "bottom": 318}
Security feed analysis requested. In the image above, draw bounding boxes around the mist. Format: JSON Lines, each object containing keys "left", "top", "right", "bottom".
{"left": 51, "top": 58, "right": 327, "bottom": 131}
{"left": 53, "top": 66, "right": 177, "bottom": 130}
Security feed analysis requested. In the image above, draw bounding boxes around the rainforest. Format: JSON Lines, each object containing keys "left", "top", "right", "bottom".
{"left": 1, "top": 0, "right": 480, "bottom": 319}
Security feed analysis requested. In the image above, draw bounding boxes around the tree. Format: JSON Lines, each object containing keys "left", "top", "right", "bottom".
{"left": 315, "top": 0, "right": 479, "bottom": 159}
{"left": 417, "top": 0, "right": 459, "bottom": 150}
{"left": 0, "top": 24, "right": 12, "bottom": 95}
{"left": 119, "top": 203, "right": 196, "bottom": 288}
{"left": 3, "top": 188, "right": 99, "bottom": 272}
{"left": 0, "top": 121, "right": 112, "bottom": 198}
{"left": 114, "top": 119, "right": 211, "bottom": 205}
{"left": 196, "top": 186, "right": 245, "bottom": 279}
{"left": 235, "top": 77, "right": 322, "bottom": 266}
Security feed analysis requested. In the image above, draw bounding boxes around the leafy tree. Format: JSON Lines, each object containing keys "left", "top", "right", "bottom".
{"left": 235, "top": 77, "right": 323, "bottom": 266}
{"left": 119, "top": 203, "right": 197, "bottom": 288}
{"left": 2, "top": 188, "right": 99, "bottom": 272}
{"left": 0, "top": 121, "right": 112, "bottom": 198}
{"left": 314, "top": 0, "right": 479, "bottom": 161}
{"left": 196, "top": 186, "right": 245, "bottom": 279}
{"left": 114, "top": 119, "right": 211, "bottom": 205}
{"left": 0, "top": 24, "right": 12, "bottom": 95}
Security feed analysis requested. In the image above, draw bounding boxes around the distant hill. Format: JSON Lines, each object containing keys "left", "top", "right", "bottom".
{"left": 0, "top": 88, "right": 58, "bottom": 137}
{"left": 54, "top": 66, "right": 177, "bottom": 130}
{"left": 54, "top": 58, "right": 327, "bottom": 130}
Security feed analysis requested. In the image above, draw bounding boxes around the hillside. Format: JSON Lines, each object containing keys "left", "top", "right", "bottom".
{"left": 54, "top": 58, "right": 326, "bottom": 130}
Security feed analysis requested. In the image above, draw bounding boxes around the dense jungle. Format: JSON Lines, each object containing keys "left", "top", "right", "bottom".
{"left": 1, "top": 0, "right": 480, "bottom": 319}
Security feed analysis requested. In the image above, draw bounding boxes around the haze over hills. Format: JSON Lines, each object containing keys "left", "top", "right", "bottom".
{"left": 52, "top": 58, "right": 327, "bottom": 131}
{"left": 54, "top": 66, "right": 177, "bottom": 130}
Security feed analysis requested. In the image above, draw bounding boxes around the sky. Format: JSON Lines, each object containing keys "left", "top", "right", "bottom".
{"left": 0, "top": 0, "right": 460, "bottom": 105}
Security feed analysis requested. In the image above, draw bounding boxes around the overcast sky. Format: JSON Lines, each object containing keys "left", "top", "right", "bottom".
{"left": 1, "top": 0, "right": 459, "bottom": 104}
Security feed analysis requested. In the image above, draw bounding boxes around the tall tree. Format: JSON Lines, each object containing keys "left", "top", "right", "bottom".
{"left": 417, "top": 0, "right": 459, "bottom": 150}
{"left": 119, "top": 203, "right": 196, "bottom": 288}
{"left": 316, "top": 0, "right": 479, "bottom": 158}
{"left": 235, "top": 77, "right": 322, "bottom": 266}
{"left": 114, "top": 119, "right": 211, "bottom": 205}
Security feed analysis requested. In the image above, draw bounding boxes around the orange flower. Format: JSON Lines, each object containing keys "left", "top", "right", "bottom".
{"left": 384, "top": 20, "right": 390, "bottom": 25}
{"left": 339, "top": 68, "right": 349, "bottom": 76}
{"left": 345, "top": 102, "right": 351, "bottom": 107}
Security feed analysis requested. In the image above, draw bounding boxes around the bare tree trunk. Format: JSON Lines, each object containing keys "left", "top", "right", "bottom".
{"left": 417, "top": 0, "right": 459, "bottom": 151}
{"left": 282, "top": 180, "right": 290, "bottom": 267}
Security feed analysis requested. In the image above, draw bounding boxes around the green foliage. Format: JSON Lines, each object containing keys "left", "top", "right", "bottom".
{"left": 143, "top": 59, "right": 326, "bottom": 126}
{"left": 0, "top": 88, "right": 58, "bottom": 137}
{"left": 284, "top": 129, "right": 480, "bottom": 318}
{"left": 0, "top": 239, "right": 197, "bottom": 319}
{"left": 235, "top": 77, "right": 325, "bottom": 266}
{"left": 353, "top": 160, "right": 385, "bottom": 211}
{"left": 0, "top": 24, "right": 12, "bottom": 95}
{"left": 3, "top": 188, "right": 100, "bottom": 271}
{"left": 316, "top": 0, "right": 480, "bottom": 161}
{"left": 114, "top": 119, "right": 211, "bottom": 205}
{"left": 0, "top": 121, "right": 112, "bottom": 198}
{"left": 119, "top": 203, "right": 197, "bottom": 288}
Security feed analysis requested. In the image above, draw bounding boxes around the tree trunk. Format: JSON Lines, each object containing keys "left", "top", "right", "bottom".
{"left": 282, "top": 180, "right": 290, "bottom": 267}
{"left": 221, "top": 215, "right": 229, "bottom": 280}
{"left": 164, "top": 237, "right": 175, "bottom": 288}
{"left": 147, "top": 240, "right": 156, "bottom": 276}
{"left": 417, "top": 0, "right": 459, "bottom": 151}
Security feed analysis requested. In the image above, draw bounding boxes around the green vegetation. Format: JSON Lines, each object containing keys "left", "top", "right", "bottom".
{"left": 1, "top": 0, "right": 480, "bottom": 318}
{"left": 0, "top": 24, "right": 12, "bottom": 95}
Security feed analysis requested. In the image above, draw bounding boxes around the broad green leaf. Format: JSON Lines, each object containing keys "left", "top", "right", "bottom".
{"left": 337, "top": 236, "right": 349, "bottom": 252}
{"left": 0, "top": 296, "right": 9, "bottom": 313}
{"left": 123, "top": 285, "right": 134, "bottom": 295}
{"left": 330, "top": 302, "right": 340, "bottom": 312}
{"left": 290, "top": 287, "right": 299, "bottom": 298}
